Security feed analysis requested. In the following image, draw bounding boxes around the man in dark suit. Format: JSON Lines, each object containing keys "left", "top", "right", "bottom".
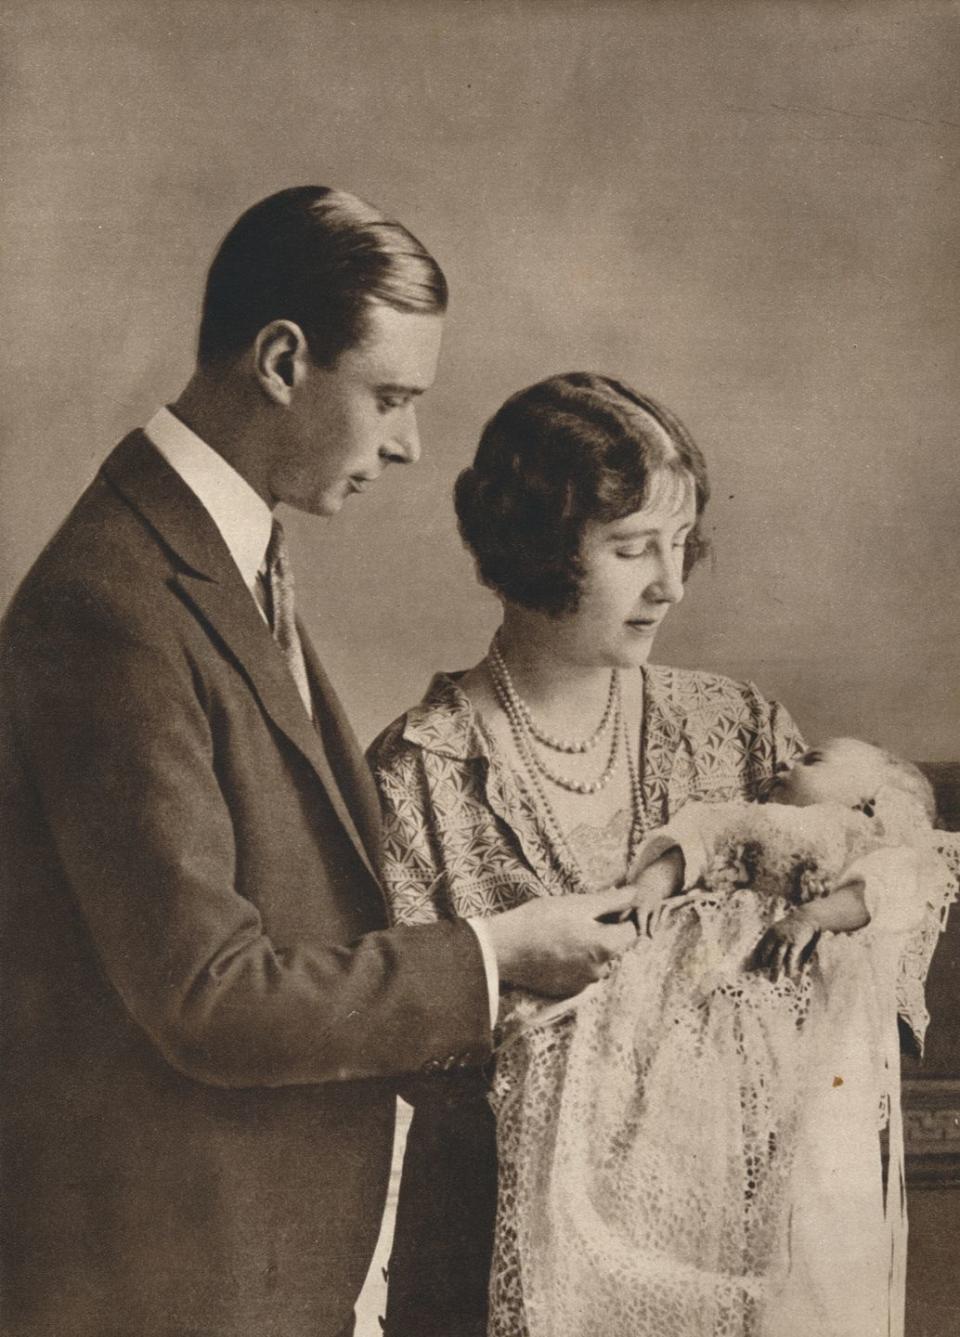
{"left": 0, "top": 186, "right": 634, "bottom": 1337}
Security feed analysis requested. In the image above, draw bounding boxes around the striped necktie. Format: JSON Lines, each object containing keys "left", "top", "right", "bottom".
{"left": 261, "top": 520, "right": 313, "bottom": 716}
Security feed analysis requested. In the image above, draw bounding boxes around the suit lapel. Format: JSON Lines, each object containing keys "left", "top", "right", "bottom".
{"left": 299, "top": 626, "right": 382, "bottom": 871}
{"left": 103, "top": 431, "right": 379, "bottom": 883}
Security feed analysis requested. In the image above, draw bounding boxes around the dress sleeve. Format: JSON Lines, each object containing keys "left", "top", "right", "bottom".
{"left": 370, "top": 731, "right": 451, "bottom": 927}
{"left": 744, "top": 681, "right": 807, "bottom": 784}
{"left": 770, "top": 697, "right": 806, "bottom": 769}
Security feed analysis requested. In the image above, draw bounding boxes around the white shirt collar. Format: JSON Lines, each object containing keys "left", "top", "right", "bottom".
{"left": 143, "top": 406, "right": 273, "bottom": 588}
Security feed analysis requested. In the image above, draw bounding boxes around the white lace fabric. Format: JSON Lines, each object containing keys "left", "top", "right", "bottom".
{"left": 490, "top": 805, "right": 960, "bottom": 1337}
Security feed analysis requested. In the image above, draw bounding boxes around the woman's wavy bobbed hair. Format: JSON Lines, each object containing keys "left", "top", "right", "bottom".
{"left": 454, "top": 372, "right": 710, "bottom": 616}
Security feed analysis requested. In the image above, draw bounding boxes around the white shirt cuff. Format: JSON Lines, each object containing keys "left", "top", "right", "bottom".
{"left": 465, "top": 918, "right": 500, "bottom": 1029}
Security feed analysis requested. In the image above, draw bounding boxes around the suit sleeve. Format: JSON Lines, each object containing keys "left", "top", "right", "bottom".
{"left": 8, "top": 588, "right": 492, "bottom": 1088}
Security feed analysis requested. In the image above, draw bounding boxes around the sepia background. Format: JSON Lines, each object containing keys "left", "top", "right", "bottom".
{"left": 3, "top": 2, "right": 958, "bottom": 1333}
{"left": 2, "top": 0, "right": 958, "bottom": 761}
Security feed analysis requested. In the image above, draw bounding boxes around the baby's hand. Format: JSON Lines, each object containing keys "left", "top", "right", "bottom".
{"left": 752, "top": 910, "right": 821, "bottom": 982}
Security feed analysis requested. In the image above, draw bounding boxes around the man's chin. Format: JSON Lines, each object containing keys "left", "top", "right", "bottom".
{"left": 288, "top": 492, "right": 344, "bottom": 518}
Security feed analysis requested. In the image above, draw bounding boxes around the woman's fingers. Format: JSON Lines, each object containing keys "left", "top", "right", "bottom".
{"left": 590, "top": 883, "right": 647, "bottom": 921}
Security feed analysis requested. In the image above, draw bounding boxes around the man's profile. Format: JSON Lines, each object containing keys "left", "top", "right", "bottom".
{"left": 0, "top": 185, "right": 634, "bottom": 1337}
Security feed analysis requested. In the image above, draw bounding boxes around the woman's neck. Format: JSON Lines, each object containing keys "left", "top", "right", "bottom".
{"left": 494, "top": 617, "right": 616, "bottom": 723}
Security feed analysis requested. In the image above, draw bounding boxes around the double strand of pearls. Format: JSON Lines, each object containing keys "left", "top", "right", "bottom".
{"left": 487, "top": 649, "right": 648, "bottom": 878}
{"left": 490, "top": 634, "right": 617, "bottom": 754}
{"left": 489, "top": 645, "right": 622, "bottom": 795}
{"left": 487, "top": 659, "right": 594, "bottom": 880}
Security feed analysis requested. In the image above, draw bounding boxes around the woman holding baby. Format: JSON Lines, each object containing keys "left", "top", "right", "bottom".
{"left": 368, "top": 373, "right": 958, "bottom": 1337}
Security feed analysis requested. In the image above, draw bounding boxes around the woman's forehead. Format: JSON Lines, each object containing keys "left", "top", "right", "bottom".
{"left": 646, "top": 466, "right": 694, "bottom": 512}
{"left": 606, "top": 470, "right": 696, "bottom": 533}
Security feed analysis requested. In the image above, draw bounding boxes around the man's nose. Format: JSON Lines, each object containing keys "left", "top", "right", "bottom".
{"left": 382, "top": 406, "right": 421, "bottom": 465}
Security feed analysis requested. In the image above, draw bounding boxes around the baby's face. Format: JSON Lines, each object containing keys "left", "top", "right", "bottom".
{"left": 768, "top": 739, "right": 884, "bottom": 809}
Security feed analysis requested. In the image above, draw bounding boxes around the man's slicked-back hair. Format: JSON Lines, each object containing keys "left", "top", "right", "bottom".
{"left": 197, "top": 185, "right": 448, "bottom": 369}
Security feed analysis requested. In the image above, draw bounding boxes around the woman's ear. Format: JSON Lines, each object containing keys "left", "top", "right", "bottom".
{"left": 253, "top": 320, "right": 310, "bottom": 405}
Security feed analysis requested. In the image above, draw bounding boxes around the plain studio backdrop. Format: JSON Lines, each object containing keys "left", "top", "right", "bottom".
{"left": 2, "top": 0, "right": 958, "bottom": 762}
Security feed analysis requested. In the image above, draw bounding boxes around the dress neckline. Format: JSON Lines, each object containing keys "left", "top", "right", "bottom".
{"left": 409, "top": 669, "right": 651, "bottom": 893}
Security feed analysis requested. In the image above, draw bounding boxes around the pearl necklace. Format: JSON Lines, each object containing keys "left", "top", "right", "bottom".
{"left": 490, "top": 634, "right": 617, "bottom": 754}
{"left": 488, "top": 647, "right": 622, "bottom": 795}
{"left": 622, "top": 704, "right": 646, "bottom": 867}
{"left": 487, "top": 652, "right": 648, "bottom": 876}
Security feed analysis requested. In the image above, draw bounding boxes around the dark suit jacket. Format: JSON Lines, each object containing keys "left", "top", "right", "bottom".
{"left": 0, "top": 432, "right": 491, "bottom": 1337}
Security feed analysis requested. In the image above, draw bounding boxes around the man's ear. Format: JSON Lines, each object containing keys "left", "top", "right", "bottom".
{"left": 253, "top": 320, "right": 311, "bottom": 405}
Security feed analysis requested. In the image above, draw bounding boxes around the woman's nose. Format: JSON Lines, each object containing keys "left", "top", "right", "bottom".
{"left": 648, "top": 551, "right": 685, "bottom": 604}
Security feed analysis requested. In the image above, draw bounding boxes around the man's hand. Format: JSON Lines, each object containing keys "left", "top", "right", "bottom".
{"left": 484, "top": 886, "right": 638, "bottom": 997}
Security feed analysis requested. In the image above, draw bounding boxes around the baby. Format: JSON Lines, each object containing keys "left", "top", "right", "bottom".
{"left": 625, "top": 736, "right": 937, "bottom": 990}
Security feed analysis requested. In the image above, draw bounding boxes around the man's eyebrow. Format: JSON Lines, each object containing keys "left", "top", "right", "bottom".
{"left": 375, "top": 382, "right": 427, "bottom": 396}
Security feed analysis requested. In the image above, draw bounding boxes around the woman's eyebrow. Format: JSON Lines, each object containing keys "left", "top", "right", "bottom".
{"left": 607, "top": 527, "right": 655, "bottom": 541}
{"left": 606, "top": 520, "right": 693, "bottom": 542}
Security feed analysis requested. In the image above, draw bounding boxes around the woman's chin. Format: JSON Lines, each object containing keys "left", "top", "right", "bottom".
{"left": 617, "top": 632, "right": 658, "bottom": 667}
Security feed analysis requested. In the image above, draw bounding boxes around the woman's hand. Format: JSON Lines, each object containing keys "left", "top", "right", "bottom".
{"left": 621, "top": 847, "right": 686, "bottom": 937}
{"left": 752, "top": 910, "right": 821, "bottom": 981}
{"left": 629, "top": 875, "right": 675, "bottom": 938}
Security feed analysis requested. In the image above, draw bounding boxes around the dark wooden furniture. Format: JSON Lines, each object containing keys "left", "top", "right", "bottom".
{"left": 904, "top": 763, "right": 960, "bottom": 1336}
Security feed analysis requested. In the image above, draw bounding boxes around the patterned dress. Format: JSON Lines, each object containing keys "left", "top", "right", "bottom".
{"left": 370, "top": 665, "right": 804, "bottom": 1337}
